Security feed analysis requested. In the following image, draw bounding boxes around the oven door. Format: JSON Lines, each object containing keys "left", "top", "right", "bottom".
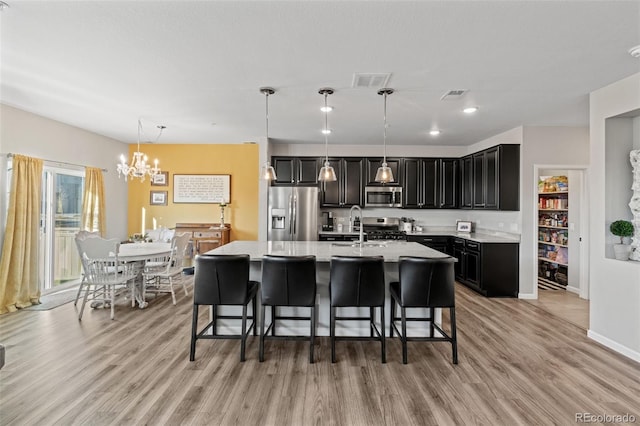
{"left": 364, "top": 187, "right": 402, "bottom": 207}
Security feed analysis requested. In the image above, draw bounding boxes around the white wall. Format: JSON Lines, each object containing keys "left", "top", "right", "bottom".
{"left": 0, "top": 104, "right": 129, "bottom": 240}
{"left": 589, "top": 72, "right": 640, "bottom": 362}
{"left": 520, "top": 127, "right": 590, "bottom": 298}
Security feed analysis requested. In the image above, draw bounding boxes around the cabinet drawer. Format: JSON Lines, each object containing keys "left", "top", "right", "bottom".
{"left": 453, "top": 238, "right": 466, "bottom": 247}
{"left": 194, "top": 231, "right": 222, "bottom": 238}
{"left": 466, "top": 241, "right": 480, "bottom": 252}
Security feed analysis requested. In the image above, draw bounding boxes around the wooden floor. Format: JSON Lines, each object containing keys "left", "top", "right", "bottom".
{"left": 526, "top": 288, "right": 589, "bottom": 329}
{"left": 1, "top": 281, "right": 639, "bottom": 426}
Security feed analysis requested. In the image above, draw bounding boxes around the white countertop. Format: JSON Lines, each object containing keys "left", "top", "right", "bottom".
{"left": 407, "top": 231, "right": 520, "bottom": 243}
{"left": 206, "top": 240, "right": 451, "bottom": 262}
{"left": 319, "top": 230, "right": 519, "bottom": 243}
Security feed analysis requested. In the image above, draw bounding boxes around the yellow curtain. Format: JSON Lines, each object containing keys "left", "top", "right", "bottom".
{"left": 82, "top": 167, "right": 106, "bottom": 236}
{"left": 0, "top": 155, "right": 44, "bottom": 313}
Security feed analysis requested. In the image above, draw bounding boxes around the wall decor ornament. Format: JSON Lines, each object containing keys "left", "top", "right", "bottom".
{"left": 629, "top": 149, "right": 640, "bottom": 261}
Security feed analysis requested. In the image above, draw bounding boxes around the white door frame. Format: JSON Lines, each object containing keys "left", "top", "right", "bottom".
{"left": 532, "top": 164, "right": 590, "bottom": 300}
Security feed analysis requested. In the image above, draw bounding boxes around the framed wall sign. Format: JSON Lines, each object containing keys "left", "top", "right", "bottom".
{"left": 150, "top": 190, "right": 168, "bottom": 206}
{"left": 456, "top": 220, "right": 472, "bottom": 233}
{"left": 173, "top": 174, "right": 231, "bottom": 204}
{"left": 151, "top": 171, "right": 169, "bottom": 186}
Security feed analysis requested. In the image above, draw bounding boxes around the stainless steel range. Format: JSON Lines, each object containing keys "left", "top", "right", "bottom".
{"left": 362, "top": 217, "right": 407, "bottom": 241}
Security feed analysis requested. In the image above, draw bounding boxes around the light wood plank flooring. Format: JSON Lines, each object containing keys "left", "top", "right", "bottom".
{"left": 1, "top": 281, "right": 638, "bottom": 426}
{"left": 526, "top": 288, "right": 589, "bottom": 329}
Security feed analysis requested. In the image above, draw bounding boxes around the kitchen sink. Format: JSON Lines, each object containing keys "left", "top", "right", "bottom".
{"left": 331, "top": 242, "right": 388, "bottom": 248}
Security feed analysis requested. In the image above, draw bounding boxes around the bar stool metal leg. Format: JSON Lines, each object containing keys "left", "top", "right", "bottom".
{"left": 259, "top": 303, "right": 266, "bottom": 362}
{"left": 381, "top": 304, "right": 386, "bottom": 364}
{"left": 330, "top": 306, "right": 336, "bottom": 363}
{"left": 190, "top": 304, "right": 199, "bottom": 361}
{"left": 310, "top": 305, "right": 316, "bottom": 363}
{"left": 240, "top": 304, "right": 248, "bottom": 362}
{"left": 451, "top": 307, "right": 458, "bottom": 364}
{"left": 401, "top": 306, "right": 408, "bottom": 364}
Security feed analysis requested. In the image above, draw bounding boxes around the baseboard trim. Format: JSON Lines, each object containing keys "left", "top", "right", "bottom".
{"left": 566, "top": 285, "right": 580, "bottom": 294}
{"left": 587, "top": 330, "right": 640, "bottom": 363}
{"left": 518, "top": 293, "right": 537, "bottom": 299}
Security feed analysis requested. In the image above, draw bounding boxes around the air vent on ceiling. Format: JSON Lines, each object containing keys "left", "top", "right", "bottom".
{"left": 352, "top": 73, "right": 392, "bottom": 88}
{"left": 440, "top": 89, "right": 468, "bottom": 100}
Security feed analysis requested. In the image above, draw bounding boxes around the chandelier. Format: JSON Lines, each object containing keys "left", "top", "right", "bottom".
{"left": 117, "top": 119, "right": 164, "bottom": 182}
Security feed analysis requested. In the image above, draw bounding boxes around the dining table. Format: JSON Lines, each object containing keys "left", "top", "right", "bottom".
{"left": 118, "top": 242, "right": 172, "bottom": 308}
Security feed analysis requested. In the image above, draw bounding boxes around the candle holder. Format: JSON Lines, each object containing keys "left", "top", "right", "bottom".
{"left": 219, "top": 202, "right": 227, "bottom": 229}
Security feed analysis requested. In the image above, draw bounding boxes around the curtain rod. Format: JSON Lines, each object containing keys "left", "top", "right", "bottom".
{"left": 4, "top": 153, "right": 108, "bottom": 173}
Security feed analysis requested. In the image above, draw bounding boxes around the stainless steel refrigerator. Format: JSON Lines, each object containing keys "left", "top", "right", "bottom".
{"left": 268, "top": 187, "right": 318, "bottom": 241}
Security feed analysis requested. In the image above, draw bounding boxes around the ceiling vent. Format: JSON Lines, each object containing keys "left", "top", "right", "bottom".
{"left": 352, "top": 73, "right": 392, "bottom": 89}
{"left": 440, "top": 89, "right": 468, "bottom": 100}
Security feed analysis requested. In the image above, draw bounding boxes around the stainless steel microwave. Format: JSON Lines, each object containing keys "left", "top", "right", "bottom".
{"left": 364, "top": 186, "right": 403, "bottom": 207}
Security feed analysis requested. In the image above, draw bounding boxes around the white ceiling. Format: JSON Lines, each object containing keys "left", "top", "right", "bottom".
{"left": 1, "top": 1, "right": 639, "bottom": 147}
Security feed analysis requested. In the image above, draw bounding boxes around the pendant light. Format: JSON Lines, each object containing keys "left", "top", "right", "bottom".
{"left": 259, "top": 87, "right": 277, "bottom": 181}
{"left": 318, "top": 88, "right": 337, "bottom": 182}
{"left": 375, "top": 88, "right": 394, "bottom": 183}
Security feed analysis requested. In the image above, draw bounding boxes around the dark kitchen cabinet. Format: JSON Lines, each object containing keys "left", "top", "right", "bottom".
{"left": 320, "top": 158, "right": 364, "bottom": 207}
{"left": 473, "top": 153, "right": 485, "bottom": 208}
{"left": 271, "top": 156, "right": 319, "bottom": 186}
{"left": 452, "top": 237, "right": 519, "bottom": 297}
{"left": 403, "top": 158, "right": 438, "bottom": 208}
{"left": 460, "top": 155, "right": 473, "bottom": 209}
{"left": 365, "top": 158, "right": 402, "bottom": 186}
{"left": 406, "top": 235, "right": 452, "bottom": 255}
{"left": 440, "top": 158, "right": 458, "bottom": 209}
{"left": 467, "top": 144, "right": 519, "bottom": 211}
{"left": 403, "top": 158, "right": 457, "bottom": 209}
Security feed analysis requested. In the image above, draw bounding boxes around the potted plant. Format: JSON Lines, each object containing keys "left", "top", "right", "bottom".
{"left": 610, "top": 220, "right": 634, "bottom": 260}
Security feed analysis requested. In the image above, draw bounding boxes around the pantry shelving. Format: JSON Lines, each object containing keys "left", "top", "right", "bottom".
{"left": 538, "top": 176, "right": 569, "bottom": 290}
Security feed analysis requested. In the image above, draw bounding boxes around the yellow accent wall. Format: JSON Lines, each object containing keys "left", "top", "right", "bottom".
{"left": 126, "top": 144, "right": 258, "bottom": 241}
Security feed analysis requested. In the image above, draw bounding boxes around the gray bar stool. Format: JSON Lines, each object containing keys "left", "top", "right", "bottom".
{"left": 259, "top": 255, "right": 317, "bottom": 363}
{"left": 329, "top": 255, "right": 386, "bottom": 363}
{"left": 189, "top": 254, "right": 259, "bottom": 362}
{"left": 390, "top": 256, "right": 458, "bottom": 364}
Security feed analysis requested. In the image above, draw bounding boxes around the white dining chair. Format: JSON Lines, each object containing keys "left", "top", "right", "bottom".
{"left": 142, "top": 232, "right": 191, "bottom": 305}
{"left": 76, "top": 236, "right": 137, "bottom": 320}
{"left": 73, "top": 230, "right": 101, "bottom": 306}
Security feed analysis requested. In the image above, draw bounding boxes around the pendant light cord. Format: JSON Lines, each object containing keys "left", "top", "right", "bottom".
{"left": 265, "top": 92, "right": 270, "bottom": 140}
{"left": 324, "top": 92, "right": 329, "bottom": 162}
{"left": 383, "top": 92, "right": 388, "bottom": 163}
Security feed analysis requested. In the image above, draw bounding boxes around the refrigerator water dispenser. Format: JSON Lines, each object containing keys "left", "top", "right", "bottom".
{"left": 271, "top": 208, "right": 286, "bottom": 229}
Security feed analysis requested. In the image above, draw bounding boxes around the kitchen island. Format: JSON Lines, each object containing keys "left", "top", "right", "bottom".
{"left": 205, "top": 240, "right": 451, "bottom": 336}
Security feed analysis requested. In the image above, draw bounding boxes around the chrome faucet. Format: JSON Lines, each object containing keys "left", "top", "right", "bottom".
{"left": 349, "top": 205, "right": 364, "bottom": 245}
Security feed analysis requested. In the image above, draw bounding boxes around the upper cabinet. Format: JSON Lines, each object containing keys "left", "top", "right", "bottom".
{"left": 365, "top": 158, "right": 402, "bottom": 186}
{"left": 403, "top": 158, "right": 457, "bottom": 209}
{"left": 272, "top": 157, "right": 319, "bottom": 186}
{"left": 459, "top": 155, "right": 473, "bottom": 209}
{"left": 272, "top": 144, "right": 518, "bottom": 210}
{"left": 320, "top": 158, "right": 364, "bottom": 207}
{"left": 464, "top": 144, "right": 519, "bottom": 211}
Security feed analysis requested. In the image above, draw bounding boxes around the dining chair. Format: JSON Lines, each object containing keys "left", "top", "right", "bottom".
{"left": 142, "top": 232, "right": 191, "bottom": 305}
{"left": 389, "top": 256, "right": 458, "bottom": 364}
{"left": 73, "top": 230, "right": 101, "bottom": 306}
{"left": 76, "top": 236, "right": 137, "bottom": 320}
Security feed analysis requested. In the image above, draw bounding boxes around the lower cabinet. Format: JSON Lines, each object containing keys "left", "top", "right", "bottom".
{"left": 174, "top": 223, "right": 231, "bottom": 255}
{"left": 452, "top": 237, "right": 519, "bottom": 297}
{"left": 406, "top": 235, "right": 452, "bottom": 255}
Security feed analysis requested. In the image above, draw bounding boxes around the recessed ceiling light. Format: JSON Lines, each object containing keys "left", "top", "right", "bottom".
{"left": 429, "top": 129, "right": 441, "bottom": 136}
{"left": 320, "top": 106, "right": 333, "bottom": 112}
{"left": 629, "top": 45, "right": 640, "bottom": 58}
{"left": 463, "top": 106, "right": 478, "bottom": 114}
{"left": 321, "top": 129, "right": 332, "bottom": 135}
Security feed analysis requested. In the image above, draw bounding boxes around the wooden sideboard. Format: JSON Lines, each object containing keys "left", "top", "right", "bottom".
{"left": 174, "top": 223, "right": 231, "bottom": 255}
